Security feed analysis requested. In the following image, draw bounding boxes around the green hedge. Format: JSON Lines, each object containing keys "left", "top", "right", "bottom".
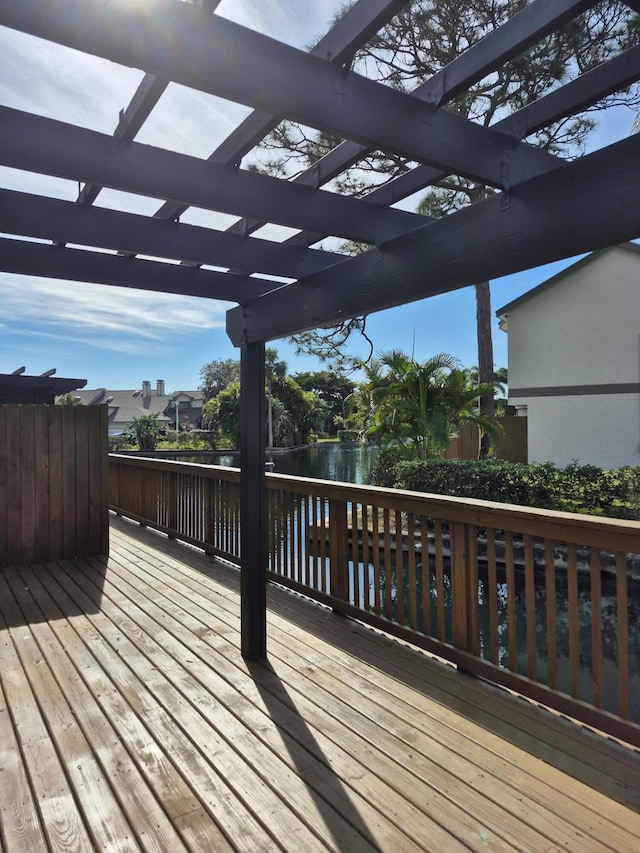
{"left": 371, "top": 450, "right": 640, "bottom": 519}
{"left": 337, "top": 429, "right": 359, "bottom": 442}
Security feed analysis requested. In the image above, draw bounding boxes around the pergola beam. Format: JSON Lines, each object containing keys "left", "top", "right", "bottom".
{"left": 348, "top": 42, "right": 640, "bottom": 218}
{"left": 0, "top": 0, "right": 563, "bottom": 190}
{"left": 0, "top": 238, "right": 277, "bottom": 302}
{"left": 225, "top": 0, "right": 596, "bottom": 246}
{"left": 0, "top": 189, "right": 343, "bottom": 280}
{"left": 0, "top": 108, "right": 424, "bottom": 246}
{"left": 78, "top": 0, "right": 225, "bottom": 205}
{"left": 226, "top": 134, "right": 640, "bottom": 344}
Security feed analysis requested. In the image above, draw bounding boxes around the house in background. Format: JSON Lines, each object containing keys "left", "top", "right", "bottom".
{"left": 75, "top": 379, "right": 204, "bottom": 435}
{"left": 496, "top": 243, "right": 640, "bottom": 470}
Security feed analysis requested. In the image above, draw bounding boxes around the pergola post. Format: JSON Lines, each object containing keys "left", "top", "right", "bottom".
{"left": 240, "top": 340, "right": 267, "bottom": 659}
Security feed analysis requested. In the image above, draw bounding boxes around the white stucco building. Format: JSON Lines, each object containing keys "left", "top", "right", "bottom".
{"left": 496, "top": 243, "right": 640, "bottom": 469}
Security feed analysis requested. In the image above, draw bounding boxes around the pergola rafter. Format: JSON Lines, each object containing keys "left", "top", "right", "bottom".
{"left": 1, "top": 0, "right": 639, "bottom": 659}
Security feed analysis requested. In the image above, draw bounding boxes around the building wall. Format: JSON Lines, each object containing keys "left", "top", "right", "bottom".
{"left": 505, "top": 247, "right": 640, "bottom": 468}
{"left": 524, "top": 394, "right": 640, "bottom": 469}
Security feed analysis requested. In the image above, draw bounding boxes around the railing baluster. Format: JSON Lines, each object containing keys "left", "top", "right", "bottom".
{"left": 383, "top": 507, "right": 392, "bottom": 620}
{"left": 487, "top": 528, "right": 498, "bottom": 665}
{"left": 407, "top": 513, "right": 417, "bottom": 631}
{"left": 450, "top": 520, "right": 470, "bottom": 653}
{"left": 435, "top": 518, "right": 445, "bottom": 641}
{"left": 329, "top": 497, "right": 348, "bottom": 607}
{"left": 544, "top": 538, "right": 557, "bottom": 690}
{"left": 590, "top": 550, "right": 603, "bottom": 709}
{"left": 372, "top": 506, "right": 381, "bottom": 616}
{"left": 467, "top": 523, "right": 479, "bottom": 657}
{"left": 616, "top": 551, "right": 630, "bottom": 719}
{"left": 567, "top": 543, "right": 580, "bottom": 699}
{"left": 361, "top": 503, "right": 370, "bottom": 612}
{"left": 395, "top": 509, "right": 404, "bottom": 627}
{"left": 505, "top": 531, "right": 517, "bottom": 672}
{"left": 524, "top": 534, "right": 536, "bottom": 680}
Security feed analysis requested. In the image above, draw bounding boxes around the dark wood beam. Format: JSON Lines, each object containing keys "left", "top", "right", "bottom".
{"left": 225, "top": 0, "right": 597, "bottom": 246}
{"left": 78, "top": 0, "right": 225, "bottom": 205}
{"left": 0, "top": 238, "right": 277, "bottom": 302}
{"left": 345, "top": 43, "right": 640, "bottom": 217}
{"left": 0, "top": 108, "right": 424, "bottom": 245}
{"left": 240, "top": 341, "right": 267, "bottom": 660}
{"left": 157, "top": 0, "right": 408, "bottom": 207}
{"left": 0, "top": 189, "right": 343, "bottom": 280}
{"left": 0, "top": 0, "right": 562, "bottom": 189}
{"left": 226, "top": 134, "right": 640, "bottom": 344}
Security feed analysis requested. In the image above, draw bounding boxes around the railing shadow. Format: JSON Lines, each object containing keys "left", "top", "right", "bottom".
{"left": 262, "top": 581, "right": 640, "bottom": 814}
{"left": 107, "top": 513, "right": 640, "bottom": 814}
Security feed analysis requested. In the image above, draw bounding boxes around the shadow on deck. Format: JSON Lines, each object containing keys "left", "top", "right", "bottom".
{"left": 0, "top": 512, "right": 638, "bottom": 852}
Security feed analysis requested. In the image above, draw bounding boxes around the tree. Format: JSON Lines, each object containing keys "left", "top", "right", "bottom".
{"left": 266, "top": 347, "right": 287, "bottom": 448}
{"left": 203, "top": 380, "right": 241, "bottom": 447}
{"left": 56, "top": 393, "right": 83, "bottom": 405}
{"left": 270, "top": 374, "right": 325, "bottom": 446}
{"left": 257, "top": 1, "right": 640, "bottom": 452}
{"left": 364, "top": 350, "right": 497, "bottom": 459}
{"left": 199, "top": 358, "right": 240, "bottom": 404}
{"left": 202, "top": 364, "right": 325, "bottom": 448}
{"left": 126, "top": 413, "right": 164, "bottom": 451}
{"left": 293, "top": 370, "right": 357, "bottom": 435}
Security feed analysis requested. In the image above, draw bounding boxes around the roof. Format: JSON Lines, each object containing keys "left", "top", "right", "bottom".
{"left": 74, "top": 385, "right": 202, "bottom": 424}
{"left": 495, "top": 243, "right": 640, "bottom": 330}
{"left": 0, "top": 0, "right": 638, "bottom": 346}
{"left": 0, "top": 373, "right": 86, "bottom": 404}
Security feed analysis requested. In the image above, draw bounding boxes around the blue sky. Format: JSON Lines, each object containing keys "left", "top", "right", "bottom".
{"left": 0, "top": 1, "right": 636, "bottom": 392}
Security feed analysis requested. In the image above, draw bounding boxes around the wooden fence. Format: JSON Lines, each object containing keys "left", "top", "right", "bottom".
{"left": 0, "top": 405, "right": 109, "bottom": 568}
{"left": 109, "top": 454, "right": 640, "bottom": 747}
{"left": 444, "top": 416, "right": 527, "bottom": 462}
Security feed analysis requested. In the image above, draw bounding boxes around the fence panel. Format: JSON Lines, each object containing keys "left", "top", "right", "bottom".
{"left": 1, "top": 404, "right": 108, "bottom": 567}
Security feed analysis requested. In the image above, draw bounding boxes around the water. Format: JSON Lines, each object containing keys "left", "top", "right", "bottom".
{"left": 152, "top": 443, "right": 380, "bottom": 484}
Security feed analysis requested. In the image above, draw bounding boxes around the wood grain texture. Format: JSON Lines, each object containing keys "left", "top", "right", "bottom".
{"left": 1, "top": 516, "right": 638, "bottom": 852}
{"left": 0, "top": 405, "right": 108, "bottom": 569}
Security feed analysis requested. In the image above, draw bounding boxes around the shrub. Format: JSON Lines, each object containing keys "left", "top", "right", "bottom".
{"left": 337, "top": 429, "right": 359, "bottom": 442}
{"left": 371, "top": 452, "right": 640, "bottom": 519}
{"left": 108, "top": 434, "right": 133, "bottom": 452}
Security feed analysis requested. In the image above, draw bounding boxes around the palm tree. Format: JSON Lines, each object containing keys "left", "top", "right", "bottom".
{"left": 365, "top": 351, "right": 497, "bottom": 460}
{"left": 265, "top": 347, "right": 287, "bottom": 449}
{"left": 56, "top": 393, "right": 83, "bottom": 405}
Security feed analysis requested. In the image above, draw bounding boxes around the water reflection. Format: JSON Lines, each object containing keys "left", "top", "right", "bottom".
{"left": 156, "top": 444, "right": 380, "bottom": 484}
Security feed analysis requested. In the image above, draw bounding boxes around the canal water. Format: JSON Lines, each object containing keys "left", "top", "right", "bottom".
{"left": 147, "top": 444, "right": 640, "bottom": 722}
{"left": 155, "top": 442, "right": 380, "bottom": 483}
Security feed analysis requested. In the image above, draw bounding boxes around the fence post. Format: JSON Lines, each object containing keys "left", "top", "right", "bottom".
{"left": 449, "top": 519, "right": 479, "bottom": 660}
{"left": 329, "top": 497, "right": 349, "bottom": 611}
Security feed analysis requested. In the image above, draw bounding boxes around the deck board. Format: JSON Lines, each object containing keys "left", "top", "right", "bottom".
{"left": 0, "top": 514, "right": 638, "bottom": 852}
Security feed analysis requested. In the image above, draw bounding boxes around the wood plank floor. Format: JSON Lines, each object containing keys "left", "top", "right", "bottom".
{"left": 1, "top": 514, "right": 639, "bottom": 852}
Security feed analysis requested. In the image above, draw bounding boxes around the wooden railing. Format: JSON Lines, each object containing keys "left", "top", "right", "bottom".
{"left": 109, "top": 454, "right": 640, "bottom": 746}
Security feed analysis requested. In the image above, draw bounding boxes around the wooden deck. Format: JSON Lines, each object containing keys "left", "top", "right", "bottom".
{"left": 1, "top": 516, "right": 639, "bottom": 852}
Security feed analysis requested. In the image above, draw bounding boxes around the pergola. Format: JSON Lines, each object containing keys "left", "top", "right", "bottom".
{"left": 1, "top": 0, "right": 639, "bottom": 659}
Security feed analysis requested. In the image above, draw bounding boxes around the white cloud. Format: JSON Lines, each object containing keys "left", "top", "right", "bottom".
{"left": 0, "top": 275, "right": 229, "bottom": 346}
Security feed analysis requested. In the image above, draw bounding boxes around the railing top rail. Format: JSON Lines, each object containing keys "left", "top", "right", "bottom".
{"left": 109, "top": 452, "right": 241, "bottom": 480}
{"left": 109, "top": 454, "right": 640, "bottom": 552}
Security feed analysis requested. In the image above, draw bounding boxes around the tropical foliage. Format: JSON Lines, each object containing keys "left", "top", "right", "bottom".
{"left": 360, "top": 350, "right": 498, "bottom": 460}
{"left": 125, "top": 413, "right": 164, "bottom": 451}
